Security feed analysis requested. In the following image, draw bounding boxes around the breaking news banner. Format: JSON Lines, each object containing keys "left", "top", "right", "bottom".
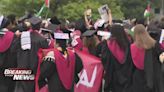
{"left": 4, "top": 68, "right": 35, "bottom": 81}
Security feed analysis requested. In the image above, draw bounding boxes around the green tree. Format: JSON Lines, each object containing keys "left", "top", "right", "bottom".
{"left": 117, "top": 0, "right": 148, "bottom": 19}
{"left": 116, "top": 0, "right": 161, "bottom": 19}
{"left": 0, "top": 0, "right": 124, "bottom": 21}
{"left": 0, "top": 0, "right": 44, "bottom": 16}
{"left": 56, "top": 0, "right": 124, "bottom": 21}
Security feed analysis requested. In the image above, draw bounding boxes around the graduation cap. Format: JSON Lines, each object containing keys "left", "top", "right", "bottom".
{"left": 97, "top": 31, "right": 111, "bottom": 37}
{"left": 54, "top": 33, "right": 69, "bottom": 40}
{"left": 47, "top": 24, "right": 58, "bottom": 32}
{"left": 41, "top": 24, "right": 58, "bottom": 34}
{"left": 27, "top": 16, "right": 42, "bottom": 26}
{"left": 82, "top": 30, "right": 97, "bottom": 37}
{"left": 40, "top": 28, "right": 53, "bottom": 34}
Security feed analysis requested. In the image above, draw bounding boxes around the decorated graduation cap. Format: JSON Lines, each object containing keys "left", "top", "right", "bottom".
{"left": 82, "top": 30, "right": 97, "bottom": 37}
{"left": 54, "top": 32, "right": 70, "bottom": 52}
{"left": 54, "top": 33, "right": 69, "bottom": 40}
{"left": 97, "top": 30, "right": 111, "bottom": 40}
{"left": 97, "top": 30, "right": 111, "bottom": 37}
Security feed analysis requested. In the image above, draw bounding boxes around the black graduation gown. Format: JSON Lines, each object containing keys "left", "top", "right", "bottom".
{"left": 101, "top": 40, "right": 133, "bottom": 92}
{"left": 0, "top": 35, "right": 17, "bottom": 92}
{"left": 129, "top": 43, "right": 163, "bottom": 92}
{"left": 96, "top": 41, "right": 105, "bottom": 58}
{"left": 151, "top": 43, "right": 164, "bottom": 92}
{"left": 13, "top": 31, "right": 49, "bottom": 92}
{"left": 38, "top": 53, "right": 83, "bottom": 92}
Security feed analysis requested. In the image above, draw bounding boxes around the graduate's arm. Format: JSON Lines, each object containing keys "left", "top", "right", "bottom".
{"left": 74, "top": 53, "right": 83, "bottom": 83}
{"left": 84, "top": 11, "right": 92, "bottom": 29}
{"left": 108, "top": 9, "right": 113, "bottom": 26}
{"left": 38, "top": 58, "right": 56, "bottom": 89}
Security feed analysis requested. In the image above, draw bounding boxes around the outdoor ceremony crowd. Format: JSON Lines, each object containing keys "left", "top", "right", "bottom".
{"left": 0, "top": 7, "right": 164, "bottom": 92}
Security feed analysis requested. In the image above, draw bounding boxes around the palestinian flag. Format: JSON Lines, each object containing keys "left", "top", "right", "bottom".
{"left": 45, "top": 0, "right": 50, "bottom": 8}
{"left": 36, "top": 4, "right": 46, "bottom": 17}
{"left": 144, "top": 3, "right": 151, "bottom": 18}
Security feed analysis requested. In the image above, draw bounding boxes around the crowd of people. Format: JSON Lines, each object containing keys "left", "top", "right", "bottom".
{"left": 0, "top": 7, "right": 164, "bottom": 92}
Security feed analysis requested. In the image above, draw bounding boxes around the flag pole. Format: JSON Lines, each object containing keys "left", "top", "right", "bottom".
{"left": 147, "top": 3, "right": 150, "bottom": 25}
{"left": 45, "top": 9, "right": 49, "bottom": 19}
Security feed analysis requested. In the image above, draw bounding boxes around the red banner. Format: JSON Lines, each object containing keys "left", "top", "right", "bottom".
{"left": 74, "top": 50, "right": 104, "bottom": 92}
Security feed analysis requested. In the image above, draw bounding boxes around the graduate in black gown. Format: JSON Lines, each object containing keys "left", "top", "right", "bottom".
{"left": 13, "top": 16, "right": 49, "bottom": 92}
{"left": 129, "top": 24, "right": 163, "bottom": 92}
{"left": 38, "top": 32, "right": 83, "bottom": 92}
{"left": 0, "top": 16, "right": 17, "bottom": 92}
{"left": 101, "top": 24, "right": 133, "bottom": 92}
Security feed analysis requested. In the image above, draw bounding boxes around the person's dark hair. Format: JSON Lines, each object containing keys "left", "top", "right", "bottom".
{"left": 83, "top": 36, "right": 97, "bottom": 55}
{"left": 56, "top": 39, "right": 67, "bottom": 52}
{"left": 7, "top": 14, "right": 16, "bottom": 25}
{"left": 110, "top": 24, "right": 129, "bottom": 50}
{"left": 136, "top": 18, "right": 147, "bottom": 27}
{"left": 17, "top": 23, "right": 29, "bottom": 32}
{"left": 74, "top": 19, "right": 87, "bottom": 33}
{"left": 147, "top": 25, "right": 161, "bottom": 41}
{"left": 32, "top": 23, "right": 41, "bottom": 31}
{"left": 50, "top": 16, "right": 61, "bottom": 25}
{"left": 26, "top": 10, "right": 34, "bottom": 18}
{"left": 68, "top": 22, "right": 76, "bottom": 29}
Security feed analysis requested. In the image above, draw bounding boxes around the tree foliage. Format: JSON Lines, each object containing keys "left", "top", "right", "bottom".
{"left": 0, "top": 0, "right": 44, "bottom": 16}
{"left": 117, "top": 0, "right": 148, "bottom": 19}
{"left": 1, "top": 0, "right": 158, "bottom": 20}
{"left": 56, "top": 0, "right": 124, "bottom": 21}
{"left": 117, "top": 0, "right": 161, "bottom": 19}
{"left": 0, "top": 0, "right": 124, "bottom": 21}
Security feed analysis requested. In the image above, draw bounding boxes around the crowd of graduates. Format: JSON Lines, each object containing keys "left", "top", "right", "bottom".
{"left": 0, "top": 8, "right": 164, "bottom": 92}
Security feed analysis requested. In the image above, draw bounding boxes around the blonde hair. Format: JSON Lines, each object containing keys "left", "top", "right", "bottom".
{"left": 134, "top": 24, "right": 156, "bottom": 49}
